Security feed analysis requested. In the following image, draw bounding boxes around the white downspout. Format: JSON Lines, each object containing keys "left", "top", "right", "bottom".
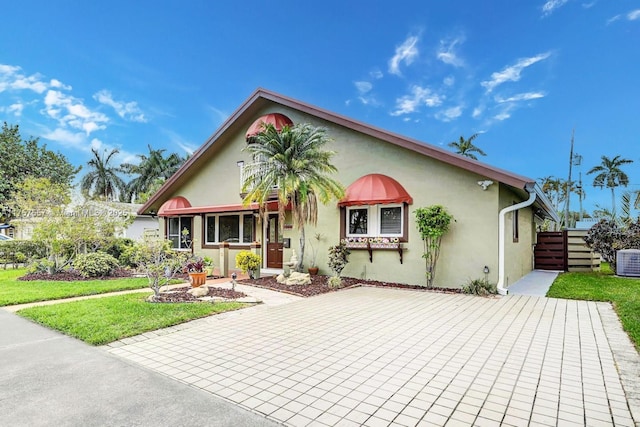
{"left": 497, "top": 185, "right": 537, "bottom": 295}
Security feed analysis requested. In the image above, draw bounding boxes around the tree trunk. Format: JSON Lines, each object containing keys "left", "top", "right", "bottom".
{"left": 611, "top": 187, "right": 616, "bottom": 218}
{"left": 297, "top": 227, "right": 305, "bottom": 272}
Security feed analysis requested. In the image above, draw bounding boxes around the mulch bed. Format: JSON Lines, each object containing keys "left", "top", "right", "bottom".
{"left": 18, "top": 269, "right": 134, "bottom": 281}
{"left": 150, "top": 286, "right": 247, "bottom": 303}
{"left": 240, "top": 274, "right": 462, "bottom": 298}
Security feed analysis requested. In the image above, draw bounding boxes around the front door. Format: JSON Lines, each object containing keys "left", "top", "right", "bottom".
{"left": 266, "top": 214, "right": 284, "bottom": 268}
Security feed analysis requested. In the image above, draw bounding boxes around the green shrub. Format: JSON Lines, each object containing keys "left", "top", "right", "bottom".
{"left": 73, "top": 252, "right": 120, "bottom": 278}
{"left": 103, "top": 238, "right": 135, "bottom": 262}
{"left": 327, "top": 242, "right": 350, "bottom": 277}
{"left": 235, "top": 251, "right": 261, "bottom": 274}
{"left": 328, "top": 275, "right": 342, "bottom": 289}
{"left": 27, "top": 258, "right": 55, "bottom": 274}
{"left": 118, "top": 244, "right": 140, "bottom": 268}
{"left": 462, "top": 278, "right": 496, "bottom": 296}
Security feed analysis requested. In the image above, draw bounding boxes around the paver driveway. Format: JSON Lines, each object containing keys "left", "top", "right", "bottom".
{"left": 108, "top": 287, "right": 640, "bottom": 426}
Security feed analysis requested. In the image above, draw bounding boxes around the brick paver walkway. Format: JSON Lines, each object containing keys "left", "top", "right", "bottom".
{"left": 107, "top": 287, "right": 640, "bottom": 426}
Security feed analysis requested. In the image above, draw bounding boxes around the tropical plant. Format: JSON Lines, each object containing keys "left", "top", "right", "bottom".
{"left": 584, "top": 219, "right": 625, "bottom": 271}
{"left": 587, "top": 155, "right": 633, "bottom": 217}
{"left": 241, "top": 123, "right": 345, "bottom": 271}
{"left": 415, "top": 205, "right": 454, "bottom": 288}
{"left": 120, "top": 145, "right": 185, "bottom": 203}
{"left": 462, "top": 278, "right": 496, "bottom": 296}
{"left": 235, "top": 251, "right": 261, "bottom": 278}
{"left": 184, "top": 256, "right": 205, "bottom": 273}
{"left": 448, "top": 133, "right": 486, "bottom": 160}
{"left": 80, "top": 148, "right": 126, "bottom": 201}
{"left": 308, "top": 232, "right": 322, "bottom": 268}
{"left": 327, "top": 242, "right": 350, "bottom": 277}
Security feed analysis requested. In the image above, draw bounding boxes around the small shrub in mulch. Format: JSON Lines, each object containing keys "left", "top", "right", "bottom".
{"left": 18, "top": 268, "right": 134, "bottom": 282}
{"left": 240, "top": 275, "right": 462, "bottom": 298}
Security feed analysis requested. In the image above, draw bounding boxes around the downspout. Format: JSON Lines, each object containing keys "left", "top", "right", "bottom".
{"left": 497, "top": 184, "right": 537, "bottom": 295}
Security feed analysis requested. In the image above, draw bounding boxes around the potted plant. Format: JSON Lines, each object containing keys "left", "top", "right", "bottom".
{"left": 307, "top": 232, "right": 322, "bottom": 275}
{"left": 235, "top": 251, "right": 262, "bottom": 279}
{"left": 185, "top": 256, "right": 206, "bottom": 287}
{"left": 203, "top": 256, "right": 214, "bottom": 277}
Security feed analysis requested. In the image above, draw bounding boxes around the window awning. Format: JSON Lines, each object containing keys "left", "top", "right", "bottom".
{"left": 245, "top": 113, "right": 293, "bottom": 141}
{"left": 158, "top": 198, "right": 284, "bottom": 216}
{"left": 338, "top": 174, "right": 413, "bottom": 207}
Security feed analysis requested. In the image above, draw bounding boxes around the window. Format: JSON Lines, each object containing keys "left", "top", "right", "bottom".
{"left": 167, "top": 217, "right": 193, "bottom": 249}
{"left": 346, "top": 204, "right": 404, "bottom": 238}
{"left": 205, "top": 213, "right": 255, "bottom": 244}
{"left": 512, "top": 208, "right": 519, "bottom": 243}
{"left": 348, "top": 208, "right": 368, "bottom": 234}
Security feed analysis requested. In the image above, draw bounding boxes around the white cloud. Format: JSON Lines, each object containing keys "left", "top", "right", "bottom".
{"left": 435, "top": 105, "right": 463, "bottom": 122}
{"left": 628, "top": 9, "right": 640, "bottom": 20}
{"left": 391, "top": 85, "right": 443, "bottom": 116}
{"left": 437, "top": 37, "right": 465, "bottom": 67}
{"left": 93, "top": 89, "right": 147, "bottom": 123}
{"left": 0, "top": 102, "right": 24, "bottom": 116}
{"left": 0, "top": 64, "right": 54, "bottom": 94}
{"left": 495, "top": 91, "right": 546, "bottom": 103}
{"left": 42, "top": 128, "right": 86, "bottom": 148}
{"left": 369, "top": 69, "right": 383, "bottom": 79}
{"left": 388, "top": 35, "right": 419, "bottom": 76}
{"left": 481, "top": 52, "right": 551, "bottom": 92}
{"left": 607, "top": 15, "right": 621, "bottom": 25}
{"left": 44, "top": 89, "right": 109, "bottom": 135}
{"left": 542, "top": 0, "right": 569, "bottom": 16}
{"left": 472, "top": 106, "right": 484, "bottom": 119}
{"left": 443, "top": 76, "right": 455, "bottom": 86}
{"left": 205, "top": 105, "right": 229, "bottom": 125}
{"left": 50, "top": 79, "right": 71, "bottom": 90}
{"left": 354, "top": 81, "right": 373, "bottom": 94}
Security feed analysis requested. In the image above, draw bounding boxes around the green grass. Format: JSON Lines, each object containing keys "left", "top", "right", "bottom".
{"left": 0, "top": 268, "right": 152, "bottom": 306}
{"left": 547, "top": 263, "right": 640, "bottom": 350}
{"left": 18, "top": 292, "right": 246, "bottom": 345}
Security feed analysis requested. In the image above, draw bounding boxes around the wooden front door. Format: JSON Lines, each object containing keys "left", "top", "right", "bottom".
{"left": 266, "top": 214, "right": 283, "bottom": 268}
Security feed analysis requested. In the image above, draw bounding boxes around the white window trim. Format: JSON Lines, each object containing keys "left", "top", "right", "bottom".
{"left": 346, "top": 204, "right": 403, "bottom": 238}
{"left": 205, "top": 212, "right": 255, "bottom": 244}
{"left": 167, "top": 217, "right": 192, "bottom": 250}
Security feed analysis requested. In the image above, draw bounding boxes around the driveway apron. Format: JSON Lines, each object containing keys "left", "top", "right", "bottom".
{"left": 107, "top": 287, "right": 640, "bottom": 426}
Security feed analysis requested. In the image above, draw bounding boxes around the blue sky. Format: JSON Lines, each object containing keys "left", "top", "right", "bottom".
{"left": 1, "top": 0, "right": 639, "bottom": 214}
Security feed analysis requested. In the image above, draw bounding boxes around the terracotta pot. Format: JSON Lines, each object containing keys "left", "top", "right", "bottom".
{"left": 188, "top": 272, "right": 207, "bottom": 287}
{"left": 308, "top": 267, "right": 319, "bottom": 276}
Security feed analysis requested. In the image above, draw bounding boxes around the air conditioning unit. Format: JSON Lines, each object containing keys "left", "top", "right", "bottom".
{"left": 616, "top": 249, "right": 640, "bottom": 277}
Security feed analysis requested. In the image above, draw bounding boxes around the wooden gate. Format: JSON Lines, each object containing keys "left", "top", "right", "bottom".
{"left": 534, "top": 231, "right": 567, "bottom": 271}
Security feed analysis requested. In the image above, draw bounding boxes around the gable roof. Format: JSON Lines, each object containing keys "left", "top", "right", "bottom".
{"left": 138, "top": 88, "right": 558, "bottom": 221}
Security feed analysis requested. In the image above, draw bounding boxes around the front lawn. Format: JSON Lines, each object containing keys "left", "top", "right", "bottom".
{"left": 0, "top": 268, "right": 152, "bottom": 306}
{"left": 18, "top": 292, "right": 246, "bottom": 345}
{"left": 547, "top": 263, "right": 640, "bottom": 350}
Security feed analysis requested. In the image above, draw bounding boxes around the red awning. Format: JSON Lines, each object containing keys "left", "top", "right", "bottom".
{"left": 158, "top": 196, "right": 192, "bottom": 215}
{"left": 338, "top": 174, "right": 413, "bottom": 207}
{"left": 245, "top": 113, "right": 294, "bottom": 141}
{"left": 158, "top": 200, "right": 286, "bottom": 216}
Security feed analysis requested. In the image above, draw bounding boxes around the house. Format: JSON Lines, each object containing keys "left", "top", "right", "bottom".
{"left": 138, "top": 89, "right": 558, "bottom": 293}
{"left": 11, "top": 201, "right": 158, "bottom": 241}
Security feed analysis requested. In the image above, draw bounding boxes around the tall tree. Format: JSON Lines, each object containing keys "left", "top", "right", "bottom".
{"left": 448, "top": 133, "right": 486, "bottom": 160}
{"left": 587, "top": 155, "right": 633, "bottom": 216}
{"left": 242, "top": 123, "right": 345, "bottom": 271}
{"left": 80, "top": 148, "right": 126, "bottom": 201}
{"left": 0, "top": 122, "right": 79, "bottom": 221}
{"left": 120, "top": 145, "right": 185, "bottom": 203}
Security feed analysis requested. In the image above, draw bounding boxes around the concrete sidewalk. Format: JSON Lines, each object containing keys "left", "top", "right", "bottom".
{"left": 507, "top": 270, "right": 561, "bottom": 297}
{"left": 0, "top": 309, "right": 278, "bottom": 427}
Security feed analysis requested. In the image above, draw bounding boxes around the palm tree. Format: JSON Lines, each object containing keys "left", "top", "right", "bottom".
{"left": 448, "top": 133, "right": 486, "bottom": 160}
{"left": 587, "top": 155, "right": 633, "bottom": 216}
{"left": 80, "top": 148, "right": 126, "bottom": 201}
{"left": 120, "top": 145, "right": 185, "bottom": 202}
{"left": 241, "top": 123, "right": 345, "bottom": 272}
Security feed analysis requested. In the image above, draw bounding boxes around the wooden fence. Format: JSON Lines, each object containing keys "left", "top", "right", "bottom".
{"left": 534, "top": 230, "right": 600, "bottom": 272}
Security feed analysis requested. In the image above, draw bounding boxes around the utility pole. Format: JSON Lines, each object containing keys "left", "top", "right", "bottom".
{"left": 565, "top": 129, "right": 575, "bottom": 229}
